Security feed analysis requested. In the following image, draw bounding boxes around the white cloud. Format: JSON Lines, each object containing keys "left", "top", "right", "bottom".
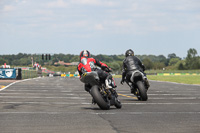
{"left": 94, "top": 24, "right": 104, "bottom": 30}
{"left": 71, "top": 0, "right": 101, "bottom": 5}
{"left": 22, "top": 0, "right": 27, "bottom": 4}
{"left": 76, "top": 21, "right": 89, "bottom": 27}
{"left": 47, "top": 0, "right": 68, "bottom": 8}
{"left": 3, "top": 5, "right": 15, "bottom": 11}
{"left": 71, "top": 0, "right": 117, "bottom": 6}
{"left": 152, "top": 26, "right": 168, "bottom": 32}
{"left": 103, "top": 1, "right": 118, "bottom": 7}
{"left": 35, "top": 10, "right": 54, "bottom": 16}
{"left": 114, "top": 19, "right": 132, "bottom": 27}
{"left": 48, "top": 21, "right": 89, "bottom": 31}
{"left": 1, "top": 0, "right": 200, "bottom": 38}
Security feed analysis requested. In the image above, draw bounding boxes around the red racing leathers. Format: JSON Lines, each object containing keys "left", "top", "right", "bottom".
{"left": 78, "top": 57, "right": 111, "bottom": 92}
{"left": 77, "top": 57, "right": 108, "bottom": 76}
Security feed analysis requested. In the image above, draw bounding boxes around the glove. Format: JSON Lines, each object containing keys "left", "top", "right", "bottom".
{"left": 142, "top": 65, "right": 145, "bottom": 71}
{"left": 106, "top": 68, "right": 112, "bottom": 72}
{"left": 102, "top": 66, "right": 112, "bottom": 72}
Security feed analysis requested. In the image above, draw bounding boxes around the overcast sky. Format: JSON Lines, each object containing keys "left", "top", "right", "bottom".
{"left": 0, "top": 0, "right": 200, "bottom": 58}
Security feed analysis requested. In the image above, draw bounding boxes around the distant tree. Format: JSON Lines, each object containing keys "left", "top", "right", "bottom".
{"left": 69, "top": 55, "right": 79, "bottom": 62}
{"left": 93, "top": 54, "right": 113, "bottom": 62}
{"left": 178, "top": 63, "right": 185, "bottom": 70}
{"left": 169, "top": 58, "right": 181, "bottom": 66}
{"left": 153, "top": 62, "right": 165, "bottom": 70}
{"left": 168, "top": 53, "right": 177, "bottom": 59}
{"left": 187, "top": 48, "right": 197, "bottom": 58}
{"left": 110, "top": 62, "right": 120, "bottom": 71}
{"left": 110, "top": 55, "right": 124, "bottom": 62}
{"left": 185, "top": 48, "right": 199, "bottom": 69}
{"left": 18, "top": 58, "right": 31, "bottom": 66}
{"left": 16, "top": 53, "right": 25, "bottom": 59}
{"left": 1, "top": 50, "right": 199, "bottom": 71}
{"left": 0, "top": 58, "right": 8, "bottom": 65}
{"left": 167, "top": 53, "right": 181, "bottom": 66}
{"left": 142, "top": 58, "right": 154, "bottom": 70}
{"left": 157, "top": 55, "right": 167, "bottom": 62}
{"left": 138, "top": 54, "right": 167, "bottom": 66}
{"left": 173, "top": 60, "right": 186, "bottom": 70}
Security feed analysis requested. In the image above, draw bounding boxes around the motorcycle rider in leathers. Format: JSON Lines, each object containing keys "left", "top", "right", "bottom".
{"left": 77, "top": 50, "right": 116, "bottom": 93}
{"left": 121, "top": 49, "right": 150, "bottom": 92}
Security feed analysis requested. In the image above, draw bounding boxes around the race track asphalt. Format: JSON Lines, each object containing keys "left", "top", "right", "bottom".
{"left": 0, "top": 77, "right": 200, "bottom": 133}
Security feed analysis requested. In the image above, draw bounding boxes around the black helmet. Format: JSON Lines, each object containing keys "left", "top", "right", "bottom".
{"left": 80, "top": 50, "right": 91, "bottom": 58}
{"left": 125, "top": 49, "right": 134, "bottom": 57}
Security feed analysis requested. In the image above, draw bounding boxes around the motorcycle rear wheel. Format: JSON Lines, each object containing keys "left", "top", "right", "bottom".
{"left": 136, "top": 81, "right": 148, "bottom": 101}
{"left": 114, "top": 97, "right": 122, "bottom": 109}
{"left": 90, "top": 85, "right": 110, "bottom": 110}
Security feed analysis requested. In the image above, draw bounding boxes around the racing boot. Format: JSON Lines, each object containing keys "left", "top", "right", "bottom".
{"left": 130, "top": 86, "right": 137, "bottom": 95}
{"left": 92, "top": 98, "right": 96, "bottom": 105}
{"left": 105, "top": 78, "right": 115, "bottom": 99}
{"left": 105, "top": 79, "right": 113, "bottom": 89}
{"left": 131, "top": 88, "right": 135, "bottom": 94}
{"left": 144, "top": 78, "right": 150, "bottom": 90}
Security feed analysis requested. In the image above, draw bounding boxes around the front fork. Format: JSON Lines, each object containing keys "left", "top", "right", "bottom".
{"left": 102, "top": 86, "right": 118, "bottom": 100}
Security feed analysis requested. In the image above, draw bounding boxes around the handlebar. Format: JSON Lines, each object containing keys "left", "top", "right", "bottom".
{"left": 104, "top": 67, "right": 112, "bottom": 72}
{"left": 101, "top": 66, "right": 112, "bottom": 72}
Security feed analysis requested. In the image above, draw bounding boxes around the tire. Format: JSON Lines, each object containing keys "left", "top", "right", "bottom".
{"left": 90, "top": 85, "right": 110, "bottom": 110}
{"left": 136, "top": 81, "right": 148, "bottom": 101}
{"left": 114, "top": 97, "right": 122, "bottom": 109}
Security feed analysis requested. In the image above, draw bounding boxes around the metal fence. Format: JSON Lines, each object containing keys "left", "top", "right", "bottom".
{"left": 22, "top": 70, "right": 38, "bottom": 79}
{"left": 22, "top": 70, "right": 47, "bottom": 79}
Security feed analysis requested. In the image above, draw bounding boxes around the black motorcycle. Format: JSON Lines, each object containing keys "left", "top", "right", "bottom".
{"left": 125, "top": 70, "right": 148, "bottom": 101}
{"left": 80, "top": 69, "right": 122, "bottom": 110}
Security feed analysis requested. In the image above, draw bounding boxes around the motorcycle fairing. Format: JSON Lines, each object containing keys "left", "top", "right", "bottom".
{"left": 80, "top": 71, "right": 99, "bottom": 86}
{"left": 130, "top": 70, "right": 145, "bottom": 83}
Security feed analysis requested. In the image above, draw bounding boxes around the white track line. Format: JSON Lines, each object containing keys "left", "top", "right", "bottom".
{"left": 150, "top": 80, "right": 200, "bottom": 86}
{"left": 0, "top": 78, "right": 40, "bottom": 92}
{"left": 0, "top": 96, "right": 85, "bottom": 99}
{"left": 0, "top": 112, "right": 199, "bottom": 115}
{"left": 0, "top": 102, "right": 199, "bottom": 105}
{"left": 119, "top": 94, "right": 200, "bottom": 96}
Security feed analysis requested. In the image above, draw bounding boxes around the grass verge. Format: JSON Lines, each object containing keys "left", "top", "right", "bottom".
{"left": 113, "top": 75, "right": 200, "bottom": 85}
{"left": 147, "top": 75, "right": 200, "bottom": 85}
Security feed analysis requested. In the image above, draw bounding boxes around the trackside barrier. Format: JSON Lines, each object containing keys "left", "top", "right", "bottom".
{"left": 61, "top": 74, "right": 66, "bottom": 77}
{"left": 157, "top": 73, "right": 200, "bottom": 76}
{"left": 22, "top": 70, "right": 38, "bottom": 79}
{"left": 0, "top": 68, "right": 23, "bottom": 80}
{"left": 0, "top": 68, "right": 16, "bottom": 79}
{"left": 61, "top": 73, "right": 199, "bottom": 77}
{"left": 61, "top": 74, "right": 79, "bottom": 77}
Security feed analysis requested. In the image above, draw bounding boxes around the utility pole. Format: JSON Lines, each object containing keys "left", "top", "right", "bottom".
{"left": 31, "top": 56, "right": 33, "bottom": 66}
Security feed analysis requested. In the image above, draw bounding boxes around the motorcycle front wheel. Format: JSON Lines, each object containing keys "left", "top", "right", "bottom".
{"left": 90, "top": 85, "right": 110, "bottom": 110}
{"left": 114, "top": 97, "right": 122, "bottom": 109}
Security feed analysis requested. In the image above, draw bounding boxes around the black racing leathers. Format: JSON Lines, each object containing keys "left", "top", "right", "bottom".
{"left": 122, "top": 56, "right": 146, "bottom": 82}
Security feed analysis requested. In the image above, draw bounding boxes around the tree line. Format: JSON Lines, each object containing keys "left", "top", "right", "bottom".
{"left": 0, "top": 48, "right": 199, "bottom": 73}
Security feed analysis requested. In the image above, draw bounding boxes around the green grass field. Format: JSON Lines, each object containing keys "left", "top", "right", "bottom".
{"left": 113, "top": 75, "right": 200, "bottom": 85}
{"left": 145, "top": 70, "right": 200, "bottom": 73}
{"left": 147, "top": 75, "right": 200, "bottom": 85}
